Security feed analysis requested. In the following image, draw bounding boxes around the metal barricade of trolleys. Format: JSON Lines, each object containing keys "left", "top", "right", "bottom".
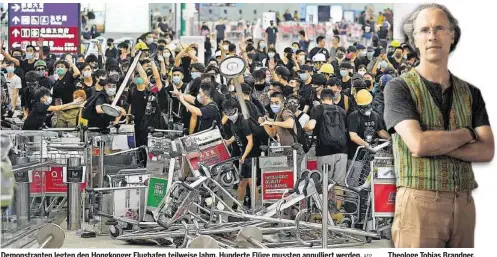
{"left": 328, "top": 140, "right": 393, "bottom": 232}
{"left": 367, "top": 140, "right": 394, "bottom": 240}
{"left": 178, "top": 126, "right": 238, "bottom": 187}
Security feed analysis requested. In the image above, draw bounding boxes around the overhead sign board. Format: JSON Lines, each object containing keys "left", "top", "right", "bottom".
{"left": 8, "top": 3, "right": 80, "bottom": 54}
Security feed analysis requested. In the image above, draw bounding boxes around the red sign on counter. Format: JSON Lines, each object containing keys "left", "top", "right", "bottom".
{"left": 188, "top": 143, "right": 231, "bottom": 171}
{"left": 262, "top": 170, "right": 295, "bottom": 200}
{"left": 373, "top": 184, "right": 397, "bottom": 214}
{"left": 31, "top": 166, "right": 85, "bottom": 194}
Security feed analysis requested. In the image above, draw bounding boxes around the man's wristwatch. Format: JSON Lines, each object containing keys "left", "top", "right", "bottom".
{"left": 465, "top": 126, "right": 478, "bottom": 144}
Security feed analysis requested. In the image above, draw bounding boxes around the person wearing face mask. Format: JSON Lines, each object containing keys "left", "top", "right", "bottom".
{"left": 259, "top": 92, "right": 296, "bottom": 154}
{"left": 327, "top": 78, "right": 353, "bottom": 114}
{"left": 23, "top": 87, "right": 84, "bottom": 130}
{"left": 265, "top": 21, "right": 279, "bottom": 47}
{"left": 52, "top": 59, "right": 81, "bottom": 105}
{"left": 280, "top": 48, "right": 298, "bottom": 76}
{"left": 107, "top": 65, "right": 124, "bottom": 90}
{"left": 222, "top": 99, "right": 265, "bottom": 210}
{"left": 310, "top": 73, "right": 327, "bottom": 110}
{"left": 297, "top": 65, "right": 314, "bottom": 113}
{"left": 84, "top": 78, "right": 126, "bottom": 129}
{"left": 387, "top": 46, "right": 405, "bottom": 71}
{"left": 372, "top": 52, "right": 392, "bottom": 78}
{"left": 287, "top": 95, "right": 309, "bottom": 128}
{"left": 362, "top": 72, "right": 375, "bottom": 94}
{"left": 339, "top": 62, "right": 353, "bottom": 95}
{"left": 274, "top": 66, "right": 291, "bottom": 91}
{"left": 85, "top": 54, "right": 101, "bottom": 72}
{"left": 264, "top": 47, "right": 280, "bottom": 68}
{"left": 330, "top": 47, "right": 347, "bottom": 77}
{"left": 355, "top": 44, "right": 370, "bottom": 67}
{"left": 117, "top": 42, "right": 131, "bottom": 63}
{"left": 35, "top": 60, "right": 55, "bottom": 90}
{"left": 165, "top": 67, "right": 192, "bottom": 126}
{"left": 172, "top": 82, "right": 221, "bottom": 133}
{"left": 1, "top": 45, "right": 38, "bottom": 77}
{"left": 105, "top": 38, "right": 118, "bottom": 61}
{"left": 3, "top": 61, "right": 22, "bottom": 111}
{"left": 76, "top": 63, "right": 95, "bottom": 99}
{"left": 1, "top": 48, "right": 25, "bottom": 81}
{"left": 357, "top": 64, "right": 368, "bottom": 77}
{"left": 255, "top": 40, "right": 267, "bottom": 63}
{"left": 252, "top": 69, "right": 269, "bottom": 107}
{"left": 140, "top": 32, "right": 158, "bottom": 54}
{"left": 347, "top": 89, "right": 390, "bottom": 160}
{"left": 295, "top": 50, "right": 307, "bottom": 66}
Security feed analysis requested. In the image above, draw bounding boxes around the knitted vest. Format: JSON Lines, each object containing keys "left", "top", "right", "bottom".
{"left": 392, "top": 70, "right": 477, "bottom": 192}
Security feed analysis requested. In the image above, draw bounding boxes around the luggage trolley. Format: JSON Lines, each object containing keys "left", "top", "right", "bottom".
{"left": 368, "top": 140, "right": 395, "bottom": 240}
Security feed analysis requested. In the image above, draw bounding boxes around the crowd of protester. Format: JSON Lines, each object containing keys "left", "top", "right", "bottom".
{"left": 1, "top": 8, "right": 417, "bottom": 208}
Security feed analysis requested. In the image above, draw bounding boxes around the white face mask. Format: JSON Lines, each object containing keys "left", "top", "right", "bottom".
{"left": 223, "top": 45, "right": 229, "bottom": 51}
{"left": 146, "top": 38, "right": 154, "bottom": 44}
{"left": 164, "top": 53, "right": 171, "bottom": 58}
{"left": 358, "top": 70, "right": 366, "bottom": 76}
{"left": 196, "top": 94, "right": 204, "bottom": 104}
{"left": 83, "top": 71, "right": 92, "bottom": 78}
{"left": 298, "top": 55, "right": 305, "bottom": 62}
{"left": 105, "top": 87, "right": 117, "bottom": 96}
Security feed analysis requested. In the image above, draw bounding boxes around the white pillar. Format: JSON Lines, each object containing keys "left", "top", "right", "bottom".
{"left": 392, "top": 3, "right": 419, "bottom": 43}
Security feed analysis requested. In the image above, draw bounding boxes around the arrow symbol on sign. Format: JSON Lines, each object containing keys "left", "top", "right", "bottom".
{"left": 12, "top": 42, "right": 21, "bottom": 48}
{"left": 12, "top": 16, "right": 20, "bottom": 25}
{"left": 11, "top": 4, "right": 20, "bottom": 12}
{"left": 12, "top": 29, "right": 20, "bottom": 37}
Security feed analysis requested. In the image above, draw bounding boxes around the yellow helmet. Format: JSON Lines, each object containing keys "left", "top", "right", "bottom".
{"left": 390, "top": 40, "right": 401, "bottom": 48}
{"left": 135, "top": 41, "right": 149, "bottom": 51}
{"left": 319, "top": 63, "right": 334, "bottom": 75}
{"left": 356, "top": 89, "right": 373, "bottom": 106}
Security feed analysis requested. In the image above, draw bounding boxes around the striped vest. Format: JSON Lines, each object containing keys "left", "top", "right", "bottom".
{"left": 392, "top": 70, "right": 477, "bottom": 192}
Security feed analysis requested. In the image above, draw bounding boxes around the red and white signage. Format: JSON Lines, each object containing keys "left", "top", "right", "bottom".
{"left": 262, "top": 170, "right": 295, "bottom": 200}
{"left": 31, "top": 166, "right": 86, "bottom": 194}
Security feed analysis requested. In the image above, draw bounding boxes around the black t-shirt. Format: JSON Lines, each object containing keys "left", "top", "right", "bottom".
{"left": 53, "top": 72, "right": 77, "bottom": 104}
{"left": 309, "top": 47, "right": 330, "bottom": 61}
{"left": 230, "top": 115, "right": 261, "bottom": 158}
{"left": 215, "top": 24, "right": 226, "bottom": 39}
{"left": 20, "top": 59, "right": 35, "bottom": 76}
{"left": 166, "top": 83, "right": 189, "bottom": 125}
{"left": 87, "top": 92, "right": 113, "bottom": 129}
{"left": 335, "top": 93, "right": 354, "bottom": 114}
{"left": 76, "top": 79, "right": 96, "bottom": 99}
{"left": 310, "top": 104, "right": 348, "bottom": 156}
{"left": 105, "top": 47, "right": 119, "bottom": 60}
{"left": 299, "top": 84, "right": 313, "bottom": 111}
{"left": 383, "top": 74, "right": 490, "bottom": 134}
{"left": 127, "top": 87, "right": 147, "bottom": 127}
{"left": 347, "top": 110, "right": 385, "bottom": 158}
{"left": 197, "top": 102, "right": 221, "bottom": 132}
{"left": 245, "top": 99, "right": 262, "bottom": 119}
{"left": 22, "top": 102, "right": 49, "bottom": 130}
{"left": 265, "top": 26, "right": 279, "bottom": 43}
{"left": 341, "top": 77, "right": 352, "bottom": 94}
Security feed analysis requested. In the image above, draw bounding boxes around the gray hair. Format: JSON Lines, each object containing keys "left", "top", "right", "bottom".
{"left": 403, "top": 3, "right": 461, "bottom": 53}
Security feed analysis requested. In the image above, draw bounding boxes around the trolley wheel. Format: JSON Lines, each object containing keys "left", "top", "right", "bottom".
{"left": 84, "top": 209, "right": 90, "bottom": 222}
{"left": 173, "top": 237, "right": 185, "bottom": 248}
{"left": 124, "top": 223, "right": 133, "bottom": 230}
{"left": 365, "top": 236, "right": 373, "bottom": 243}
{"left": 109, "top": 225, "right": 123, "bottom": 239}
{"left": 220, "top": 172, "right": 234, "bottom": 187}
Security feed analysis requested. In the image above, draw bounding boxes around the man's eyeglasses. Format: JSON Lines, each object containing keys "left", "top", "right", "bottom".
{"left": 415, "top": 26, "right": 452, "bottom": 36}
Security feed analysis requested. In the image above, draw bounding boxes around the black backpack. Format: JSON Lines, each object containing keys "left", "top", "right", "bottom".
{"left": 318, "top": 105, "right": 347, "bottom": 148}
{"left": 290, "top": 112, "right": 312, "bottom": 153}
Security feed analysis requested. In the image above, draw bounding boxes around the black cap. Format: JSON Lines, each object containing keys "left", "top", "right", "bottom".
{"left": 172, "top": 67, "right": 184, "bottom": 74}
{"left": 356, "top": 44, "right": 366, "bottom": 50}
{"left": 347, "top": 46, "right": 357, "bottom": 53}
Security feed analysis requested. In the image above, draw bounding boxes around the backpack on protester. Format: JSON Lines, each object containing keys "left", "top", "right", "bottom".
{"left": 290, "top": 112, "right": 312, "bottom": 154}
{"left": 318, "top": 104, "right": 347, "bottom": 148}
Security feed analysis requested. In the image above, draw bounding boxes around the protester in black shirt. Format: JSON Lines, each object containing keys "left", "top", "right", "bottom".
{"left": 304, "top": 89, "right": 348, "bottom": 184}
{"left": 76, "top": 63, "right": 95, "bottom": 98}
{"left": 308, "top": 36, "right": 330, "bottom": 61}
{"left": 86, "top": 79, "right": 127, "bottom": 129}
{"left": 327, "top": 78, "right": 353, "bottom": 114}
{"left": 339, "top": 62, "right": 353, "bottom": 95}
{"left": 172, "top": 81, "right": 220, "bottom": 133}
{"left": 347, "top": 89, "right": 390, "bottom": 159}
{"left": 222, "top": 98, "right": 260, "bottom": 209}
{"left": 23, "top": 88, "right": 83, "bottom": 130}
{"left": 388, "top": 47, "right": 404, "bottom": 71}
{"left": 52, "top": 60, "right": 80, "bottom": 104}
{"left": 105, "top": 38, "right": 119, "bottom": 61}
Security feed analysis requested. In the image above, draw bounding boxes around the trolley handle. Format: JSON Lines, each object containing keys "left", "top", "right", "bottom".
{"left": 148, "top": 126, "right": 185, "bottom": 134}
{"left": 369, "top": 140, "right": 392, "bottom": 153}
{"left": 43, "top": 127, "right": 80, "bottom": 132}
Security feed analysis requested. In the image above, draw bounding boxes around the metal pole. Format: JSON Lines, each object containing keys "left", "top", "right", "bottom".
{"left": 67, "top": 157, "right": 82, "bottom": 231}
{"left": 322, "top": 164, "right": 329, "bottom": 249}
{"left": 293, "top": 148, "right": 298, "bottom": 185}
{"left": 98, "top": 139, "right": 105, "bottom": 188}
{"left": 251, "top": 157, "right": 257, "bottom": 210}
{"left": 15, "top": 182, "right": 30, "bottom": 228}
